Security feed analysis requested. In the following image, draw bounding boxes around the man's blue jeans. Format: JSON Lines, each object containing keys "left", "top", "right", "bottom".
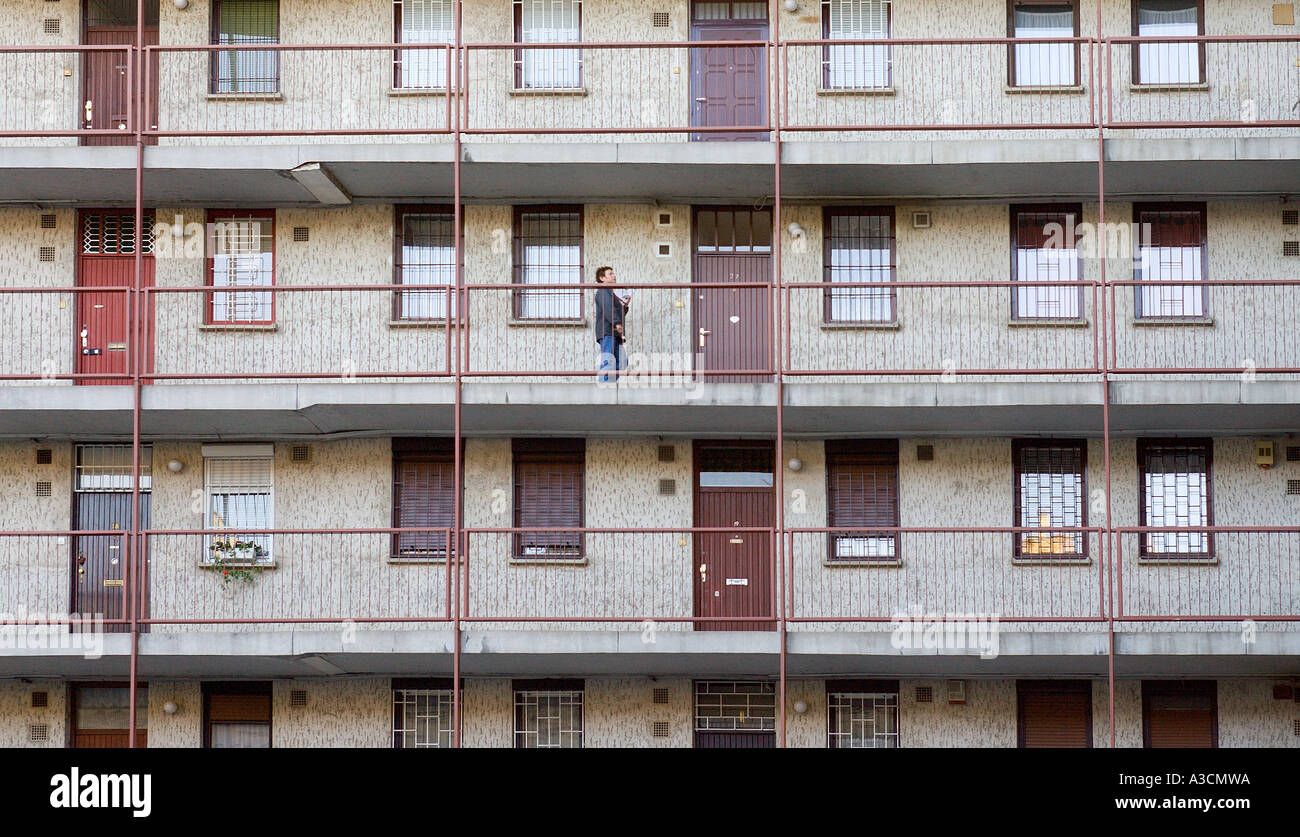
{"left": 598, "top": 336, "right": 625, "bottom": 383}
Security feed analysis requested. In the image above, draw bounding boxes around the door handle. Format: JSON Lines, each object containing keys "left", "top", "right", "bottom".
{"left": 84, "top": 99, "right": 93, "bottom": 125}
{"left": 698, "top": 563, "right": 707, "bottom": 583}
{"left": 695, "top": 97, "right": 707, "bottom": 102}
{"left": 699, "top": 327, "right": 710, "bottom": 348}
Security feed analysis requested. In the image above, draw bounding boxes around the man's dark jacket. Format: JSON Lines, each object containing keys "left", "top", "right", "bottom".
{"left": 594, "top": 285, "right": 626, "bottom": 343}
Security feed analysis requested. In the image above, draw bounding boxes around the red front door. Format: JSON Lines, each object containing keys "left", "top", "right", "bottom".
{"left": 82, "top": 25, "right": 159, "bottom": 146}
{"left": 76, "top": 210, "right": 155, "bottom": 385}
{"left": 694, "top": 441, "right": 775, "bottom": 631}
{"left": 693, "top": 207, "right": 772, "bottom": 382}
{"left": 689, "top": 3, "right": 768, "bottom": 141}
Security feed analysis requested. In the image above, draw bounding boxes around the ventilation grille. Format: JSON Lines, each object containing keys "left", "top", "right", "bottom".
{"left": 658, "top": 478, "right": 676, "bottom": 496}
{"left": 38, "top": 247, "right": 55, "bottom": 262}
{"left": 31, "top": 691, "right": 48, "bottom": 708}
{"left": 29, "top": 724, "right": 48, "bottom": 742}
{"left": 293, "top": 226, "right": 309, "bottom": 242}
{"left": 912, "top": 210, "right": 932, "bottom": 229}
{"left": 651, "top": 720, "right": 670, "bottom": 737}
{"left": 657, "top": 444, "right": 676, "bottom": 463}
{"left": 656, "top": 242, "right": 672, "bottom": 257}
{"left": 657, "top": 212, "right": 672, "bottom": 226}
{"left": 1287, "top": 479, "right": 1300, "bottom": 496}
{"left": 35, "top": 449, "right": 52, "bottom": 465}
{"left": 35, "top": 481, "right": 52, "bottom": 497}
{"left": 916, "top": 444, "right": 934, "bottom": 462}
{"left": 652, "top": 12, "right": 670, "bottom": 27}
{"left": 1288, "top": 445, "right": 1300, "bottom": 462}
{"left": 652, "top": 687, "right": 670, "bottom": 705}
{"left": 290, "top": 444, "right": 311, "bottom": 463}
{"left": 43, "top": 18, "right": 60, "bottom": 34}
{"left": 1295, "top": 719, "right": 1300, "bottom": 736}
{"left": 289, "top": 689, "right": 308, "bottom": 707}
{"left": 1284, "top": 241, "right": 1299, "bottom": 257}
{"left": 1284, "top": 209, "right": 1299, "bottom": 226}
{"left": 915, "top": 685, "right": 933, "bottom": 703}
{"left": 39, "top": 214, "right": 56, "bottom": 230}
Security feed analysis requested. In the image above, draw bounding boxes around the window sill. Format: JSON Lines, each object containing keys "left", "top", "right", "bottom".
{"left": 388, "top": 87, "right": 451, "bottom": 97}
{"left": 1011, "top": 556, "right": 1092, "bottom": 566}
{"left": 821, "top": 319, "right": 900, "bottom": 330}
{"left": 206, "top": 91, "right": 284, "bottom": 102}
{"left": 199, "top": 322, "right": 279, "bottom": 332}
{"left": 1129, "top": 82, "right": 1208, "bottom": 92}
{"left": 1131, "top": 316, "right": 1214, "bottom": 327}
{"left": 1007, "top": 318, "right": 1089, "bottom": 328}
{"left": 388, "top": 318, "right": 455, "bottom": 329}
{"left": 388, "top": 554, "right": 451, "bottom": 565}
{"left": 1004, "top": 84, "right": 1086, "bottom": 95}
{"left": 817, "top": 85, "right": 896, "bottom": 96}
{"left": 200, "top": 561, "right": 277, "bottom": 570}
{"left": 823, "top": 558, "right": 902, "bottom": 568}
{"left": 508, "top": 317, "right": 588, "bottom": 327}
{"left": 509, "top": 86, "right": 588, "bottom": 97}
{"left": 510, "top": 556, "right": 588, "bottom": 566}
{"left": 1137, "top": 555, "right": 1217, "bottom": 566}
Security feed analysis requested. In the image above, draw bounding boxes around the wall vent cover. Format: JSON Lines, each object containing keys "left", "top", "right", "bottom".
{"left": 29, "top": 724, "right": 48, "bottom": 742}
{"left": 1294, "top": 719, "right": 1300, "bottom": 736}
{"left": 35, "top": 481, "right": 52, "bottom": 497}
{"left": 658, "top": 478, "right": 676, "bottom": 496}
{"left": 35, "top": 449, "right": 52, "bottom": 465}
{"left": 290, "top": 444, "right": 311, "bottom": 463}
{"left": 656, "top": 242, "right": 672, "bottom": 258}
{"left": 1284, "top": 241, "right": 1300, "bottom": 257}
{"left": 289, "top": 689, "right": 309, "bottom": 707}
{"left": 1284, "top": 209, "right": 1300, "bottom": 226}
{"left": 1287, "top": 479, "right": 1300, "bottom": 496}
{"left": 652, "top": 687, "right": 670, "bottom": 704}
{"left": 912, "top": 211, "right": 932, "bottom": 229}
{"left": 31, "top": 691, "right": 48, "bottom": 708}
{"left": 651, "top": 720, "right": 670, "bottom": 737}
{"left": 293, "top": 226, "right": 309, "bottom": 242}
{"left": 1288, "top": 445, "right": 1300, "bottom": 462}
{"left": 43, "top": 18, "right": 60, "bottom": 34}
{"left": 40, "top": 214, "right": 56, "bottom": 229}
{"left": 656, "top": 211, "right": 672, "bottom": 226}
{"left": 38, "top": 247, "right": 55, "bottom": 262}
{"left": 915, "top": 685, "right": 933, "bottom": 703}
{"left": 916, "top": 444, "right": 935, "bottom": 462}
{"left": 657, "top": 444, "right": 675, "bottom": 463}
{"left": 652, "top": 12, "right": 670, "bottom": 27}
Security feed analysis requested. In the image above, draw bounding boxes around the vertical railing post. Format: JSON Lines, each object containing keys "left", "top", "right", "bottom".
{"left": 770, "top": 0, "right": 788, "bottom": 750}
{"left": 451, "top": 0, "right": 465, "bottom": 751}
{"left": 126, "top": 0, "right": 146, "bottom": 750}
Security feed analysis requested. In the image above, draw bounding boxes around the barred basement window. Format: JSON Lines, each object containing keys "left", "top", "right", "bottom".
{"left": 393, "top": 679, "right": 453, "bottom": 748}
{"left": 827, "top": 680, "right": 899, "bottom": 748}
{"left": 514, "top": 680, "right": 583, "bottom": 748}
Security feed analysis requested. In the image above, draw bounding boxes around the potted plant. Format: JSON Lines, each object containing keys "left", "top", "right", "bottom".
{"left": 207, "top": 538, "right": 269, "bottom": 584}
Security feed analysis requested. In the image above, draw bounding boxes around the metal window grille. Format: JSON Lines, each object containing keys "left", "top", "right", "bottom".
{"left": 211, "top": 0, "right": 280, "bottom": 94}
{"left": 828, "top": 691, "right": 899, "bottom": 748}
{"left": 694, "top": 681, "right": 776, "bottom": 731}
{"left": 394, "top": 688, "right": 454, "bottom": 747}
{"left": 31, "top": 692, "right": 48, "bottom": 708}
{"left": 514, "top": 689, "right": 584, "bottom": 748}
{"left": 824, "top": 0, "right": 891, "bottom": 89}
{"left": 38, "top": 247, "right": 55, "bottom": 262}
{"left": 513, "top": 208, "right": 583, "bottom": 320}
{"left": 695, "top": 209, "right": 772, "bottom": 254}
{"left": 395, "top": 0, "right": 454, "bottom": 89}
{"left": 1134, "top": 205, "right": 1207, "bottom": 318}
{"left": 515, "top": 0, "right": 582, "bottom": 90}
{"left": 76, "top": 444, "right": 152, "bottom": 492}
{"left": 826, "top": 440, "right": 899, "bottom": 561}
{"left": 208, "top": 213, "right": 274, "bottom": 324}
{"left": 81, "top": 211, "right": 156, "bottom": 256}
{"left": 39, "top": 214, "right": 56, "bottom": 230}
{"left": 396, "top": 208, "right": 456, "bottom": 320}
{"left": 204, "top": 455, "right": 274, "bottom": 562}
{"left": 1140, "top": 440, "right": 1212, "bottom": 555}
{"left": 1012, "top": 206, "right": 1083, "bottom": 320}
{"left": 825, "top": 209, "right": 893, "bottom": 323}
{"left": 1014, "top": 440, "right": 1086, "bottom": 556}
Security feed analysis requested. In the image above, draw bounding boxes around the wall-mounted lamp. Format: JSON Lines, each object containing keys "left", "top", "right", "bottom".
{"left": 162, "top": 701, "right": 179, "bottom": 715}
{"left": 792, "top": 699, "right": 808, "bottom": 714}
{"left": 783, "top": 0, "right": 800, "bottom": 12}
{"left": 786, "top": 221, "right": 804, "bottom": 238}
{"left": 787, "top": 458, "right": 803, "bottom": 472}
{"left": 167, "top": 459, "right": 184, "bottom": 473}
{"left": 173, "top": 0, "right": 190, "bottom": 10}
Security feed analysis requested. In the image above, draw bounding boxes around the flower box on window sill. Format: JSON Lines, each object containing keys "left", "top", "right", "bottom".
{"left": 822, "top": 556, "right": 902, "bottom": 568}
{"left": 206, "top": 91, "right": 284, "bottom": 102}
{"left": 199, "top": 322, "right": 279, "bottom": 332}
{"left": 817, "top": 85, "right": 896, "bottom": 97}
{"left": 820, "top": 319, "right": 900, "bottom": 331}
{"left": 1004, "top": 84, "right": 1086, "bottom": 95}
{"left": 1137, "top": 554, "right": 1218, "bottom": 566}
{"left": 388, "top": 86, "right": 452, "bottom": 97}
{"left": 507, "top": 317, "right": 588, "bottom": 328}
{"left": 1007, "top": 317, "right": 1089, "bottom": 328}
{"left": 1129, "top": 82, "right": 1209, "bottom": 93}
{"left": 509, "top": 86, "right": 588, "bottom": 97}
{"left": 1131, "top": 316, "right": 1214, "bottom": 327}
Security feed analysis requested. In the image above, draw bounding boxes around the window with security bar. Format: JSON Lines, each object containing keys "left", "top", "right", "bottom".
{"left": 1133, "top": 203, "right": 1207, "bottom": 319}
{"left": 1009, "top": 1, "right": 1079, "bottom": 87}
{"left": 694, "top": 681, "right": 776, "bottom": 731}
{"left": 204, "top": 454, "right": 274, "bottom": 564}
{"left": 395, "top": 0, "right": 455, "bottom": 89}
{"left": 513, "top": 207, "right": 583, "bottom": 321}
{"left": 76, "top": 444, "right": 152, "bottom": 492}
{"left": 392, "top": 438, "right": 455, "bottom": 560}
{"left": 693, "top": 2, "right": 768, "bottom": 20}
{"left": 827, "top": 682, "right": 899, "bottom": 748}
{"left": 395, "top": 206, "right": 456, "bottom": 320}
{"left": 822, "top": 0, "right": 891, "bottom": 90}
{"left": 393, "top": 680, "right": 453, "bottom": 747}
{"left": 514, "top": 0, "right": 582, "bottom": 89}
{"left": 826, "top": 439, "right": 899, "bottom": 561}
{"left": 207, "top": 210, "right": 274, "bottom": 325}
{"left": 1133, "top": 0, "right": 1204, "bottom": 85}
{"left": 1012, "top": 205, "right": 1083, "bottom": 320}
{"left": 81, "top": 211, "right": 155, "bottom": 255}
{"left": 1013, "top": 439, "right": 1087, "bottom": 558}
{"left": 84, "top": 0, "right": 160, "bottom": 27}
{"left": 513, "top": 438, "right": 584, "bottom": 559}
{"left": 824, "top": 208, "right": 894, "bottom": 324}
{"left": 514, "top": 680, "right": 583, "bottom": 748}
{"left": 1139, "top": 439, "right": 1213, "bottom": 557}
{"left": 211, "top": 0, "right": 280, "bottom": 94}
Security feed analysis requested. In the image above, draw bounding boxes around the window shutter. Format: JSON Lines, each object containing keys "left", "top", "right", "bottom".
{"left": 513, "top": 439, "right": 584, "bottom": 557}
{"left": 1018, "top": 681, "right": 1091, "bottom": 748}
{"left": 207, "top": 693, "right": 271, "bottom": 723}
{"left": 392, "top": 439, "right": 455, "bottom": 557}
{"left": 826, "top": 440, "right": 899, "bottom": 528}
{"left": 1144, "top": 682, "right": 1217, "bottom": 748}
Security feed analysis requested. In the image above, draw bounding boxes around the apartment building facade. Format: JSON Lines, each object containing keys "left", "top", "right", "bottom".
{"left": 0, "top": 0, "right": 1297, "bottom": 748}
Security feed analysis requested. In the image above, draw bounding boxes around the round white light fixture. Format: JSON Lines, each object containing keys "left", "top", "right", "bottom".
{"left": 793, "top": 699, "right": 808, "bottom": 714}
{"left": 787, "top": 457, "right": 803, "bottom": 472}
{"left": 783, "top": 0, "right": 799, "bottom": 12}
{"left": 786, "top": 221, "right": 804, "bottom": 238}
{"left": 162, "top": 701, "right": 179, "bottom": 715}
{"left": 173, "top": 0, "right": 190, "bottom": 10}
{"left": 167, "top": 459, "right": 184, "bottom": 473}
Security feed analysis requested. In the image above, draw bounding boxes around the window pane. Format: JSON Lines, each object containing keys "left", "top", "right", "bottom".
{"left": 206, "top": 456, "right": 273, "bottom": 561}
{"left": 518, "top": 0, "right": 582, "bottom": 88}
{"left": 398, "top": 211, "right": 455, "bottom": 319}
{"left": 1137, "top": 0, "right": 1199, "bottom": 84}
{"left": 210, "top": 723, "right": 270, "bottom": 748}
{"left": 517, "top": 210, "right": 582, "bottom": 319}
{"left": 1142, "top": 443, "right": 1211, "bottom": 554}
{"left": 1013, "top": 4, "right": 1075, "bottom": 86}
{"left": 827, "top": 211, "right": 894, "bottom": 322}
{"left": 826, "top": 0, "right": 890, "bottom": 89}
{"left": 397, "top": 0, "right": 454, "bottom": 88}
{"left": 828, "top": 691, "right": 898, "bottom": 748}
{"left": 1016, "top": 443, "right": 1085, "bottom": 555}
{"left": 213, "top": 0, "right": 279, "bottom": 93}
{"left": 210, "top": 215, "right": 273, "bottom": 323}
{"left": 1136, "top": 207, "right": 1204, "bottom": 318}
{"left": 394, "top": 689, "right": 453, "bottom": 748}
{"left": 515, "top": 690, "right": 583, "bottom": 748}
{"left": 1014, "top": 209, "right": 1081, "bottom": 319}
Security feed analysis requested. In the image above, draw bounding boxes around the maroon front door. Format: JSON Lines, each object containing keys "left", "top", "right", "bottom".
{"left": 76, "top": 210, "right": 155, "bottom": 386}
{"left": 72, "top": 444, "right": 151, "bottom": 633}
{"left": 81, "top": 25, "right": 159, "bottom": 146}
{"left": 694, "top": 441, "right": 775, "bottom": 631}
{"left": 693, "top": 207, "right": 772, "bottom": 382}
{"left": 689, "top": 2, "right": 768, "bottom": 141}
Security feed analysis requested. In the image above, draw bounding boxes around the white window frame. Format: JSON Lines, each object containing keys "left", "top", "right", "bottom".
{"left": 823, "top": 0, "right": 891, "bottom": 91}
{"left": 394, "top": 0, "right": 455, "bottom": 90}
{"left": 515, "top": 0, "right": 583, "bottom": 90}
{"left": 202, "top": 444, "right": 275, "bottom": 566}
{"left": 1010, "top": 2, "right": 1079, "bottom": 88}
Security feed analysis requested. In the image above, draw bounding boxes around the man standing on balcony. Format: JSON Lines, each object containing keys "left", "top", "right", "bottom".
{"left": 594, "top": 266, "right": 628, "bottom": 384}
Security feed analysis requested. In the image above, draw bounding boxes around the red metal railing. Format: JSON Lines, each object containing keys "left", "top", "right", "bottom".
{"left": 0, "top": 287, "right": 132, "bottom": 383}
{"left": 0, "top": 531, "right": 131, "bottom": 627}
{"left": 0, "top": 46, "right": 133, "bottom": 138}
